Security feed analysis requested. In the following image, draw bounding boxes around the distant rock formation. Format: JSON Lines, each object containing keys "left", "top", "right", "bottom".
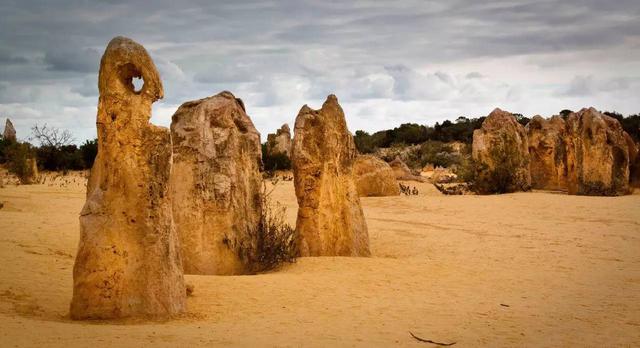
{"left": 266, "top": 123, "right": 292, "bottom": 157}
{"left": 389, "top": 157, "right": 424, "bottom": 182}
{"left": 170, "top": 91, "right": 262, "bottom": 275}
{"left": 526, "top": 115, "right": 567, "bottom": 191}
{"left": 472, "top": 108, "right": 531, "bottom": 194}
{"left": 3, "top": 119, "right": 16, "bottom": 142}
{"left": 71, "top": 37, "right": 186, "bottom": 319}
{"left": 24, "top": 158, "right": 38, "bottom": 184}
{"left": 625, "top": 132, "right": 640, "bottom": 188}
{"left": 292, "top": 95, "right": 370, "bottom": 256}
{"left": 353, "top": 155, "right": 399, "bottom": 197}
{"left": 565, "top": 108, "right": 630, "bottom": 196}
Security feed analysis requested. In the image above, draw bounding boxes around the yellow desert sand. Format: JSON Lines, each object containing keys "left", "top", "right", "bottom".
{"left": 0, "top": 179, "right": 638, "bottom": 347}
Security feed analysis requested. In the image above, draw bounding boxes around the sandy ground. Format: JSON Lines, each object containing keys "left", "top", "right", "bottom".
{"left": 0, "top": 179, "right": 639, "bottom": 347}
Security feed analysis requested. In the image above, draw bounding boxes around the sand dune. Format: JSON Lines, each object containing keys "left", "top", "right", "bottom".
{"left": 0, "top": 181, "right": 639, "bottom": 347}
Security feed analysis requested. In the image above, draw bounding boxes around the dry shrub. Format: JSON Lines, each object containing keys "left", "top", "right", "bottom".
{"left": 250, "top": 178, "right": 297, "bottom": 272}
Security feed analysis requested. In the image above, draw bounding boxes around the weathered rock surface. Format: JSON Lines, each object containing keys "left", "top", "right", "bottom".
{"left": 3, "top": 119, "right": 16, "bottom": 142}
{"left": 71, "top": 37, "right": 186, "bottom": 319}
{"left": 564, "top": 108, "right": 630, "bottom": 195}
{"left": 625, "top": 132, "right": 640, "bottom": 188}
{"left": 389, "top": 157, "right": 424, "bottom": 182}
{"left": 266, "top": 123, "right": 292, "bottom": 157}
{"left": 472, "top": 108, "right": 531, "bottom": 194}
{"left": 353, "top": 155, "right": 399, "bottom": 197}
{"left": 170, "top": 91, "right": 262, "bottom": 275}
{"left": 292, "top": 95, "right": 370, "bottom": 256}
{"left": 526, "top": 115, "right": 568, "bottom": 191}
{"left": 24, "top": 158, "right": 39, "bottom": 184}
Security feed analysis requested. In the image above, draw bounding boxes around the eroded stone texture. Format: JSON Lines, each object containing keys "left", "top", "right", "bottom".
{"left": 3, "top": 119, "right": 16, "bottom": 142}
{"left": 472, "top": 108, "right": 531, "bottom": 194}
{"left": 353, "top": 155, "right": 399, "bottom": 197}
{"left": 71, "top": 37, "right": 186, "bottom": 319}
{"left": 625, "top": 132, "right": 640, "bottom": 188}
{"left": 389, "top": 157, "right": 424, "bottom": 182}
{"left": 526, "top": 115, "right": 568, "bottom": 191}
{"left": 565, "top": 108, "right": 630, "bottom": 196}
{"left": 170, "top": 91, "right": 262, "bottom": 275}
{"left": 292, "top": 95, "right": 370, "bottom": 256}
{"left": 266, "top": 123, "right": 292, "bottom": 158}
{"left": 24, "top": 158, "right": 38, "bottom": 184}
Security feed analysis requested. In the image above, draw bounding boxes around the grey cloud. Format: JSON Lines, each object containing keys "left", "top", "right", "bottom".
{"left": 0, "top": 0, "right": 639, "bottom": 142}
{"left": 466, "top": 72, "right": 483, "bottom": 79}
{"left": 0, "top": 48, "right": 29, "bottom": 64}
{"left": 44, "top": 47, "right": 101, "bottom": 73}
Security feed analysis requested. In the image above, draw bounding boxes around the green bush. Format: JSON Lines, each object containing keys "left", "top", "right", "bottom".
{"left": 249, "top": 180, "right": 297, "bottom": 273}
{"left": 80, "top": 139, "right": 98, "bottom": 168}
{"left": 0, "top": 135, "right": 12, "bottom": 163}
{"left": 417, "top": 141, "right": 462, "bottom": 168}
{"left": 6, "top": 141, "right": 37, "bottom": 184}
{"left": 261, "top": 143, "right": 291, "bottom": 172}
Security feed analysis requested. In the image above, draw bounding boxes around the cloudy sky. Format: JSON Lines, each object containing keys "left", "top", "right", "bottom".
{"left": 1, "top": 1, "right": 639, "bottom": 144}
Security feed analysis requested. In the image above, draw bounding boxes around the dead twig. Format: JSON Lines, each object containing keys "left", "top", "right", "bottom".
{"left": 409, "top": 332, "right": 456, "bottom": 346}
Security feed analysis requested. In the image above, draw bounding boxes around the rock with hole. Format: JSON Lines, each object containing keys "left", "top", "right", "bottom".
{"left": 71, "top": 36, "right": 186, "bottom": 319}
{"left": 170, "top": 91, "right": 262, "bottom": 275}
{"left": 292, "top": 95, "right": 370, "bottom": 256}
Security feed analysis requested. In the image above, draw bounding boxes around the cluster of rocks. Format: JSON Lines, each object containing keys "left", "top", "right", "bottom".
{"left": 71, "top": 37, "right": 371, "bottom": 320}
{"left": 265, "top": 123, "right": 292, "bottom": 158}
{"left": 472, "top": 107, "right": 636, "bottom": 196}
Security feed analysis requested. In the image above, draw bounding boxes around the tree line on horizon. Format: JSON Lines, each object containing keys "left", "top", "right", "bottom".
{"left": 0, "top": 123, "right": 97, "bottom": 179}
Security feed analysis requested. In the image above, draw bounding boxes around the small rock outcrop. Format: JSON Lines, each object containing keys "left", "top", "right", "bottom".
{"left": 3, "top": 119, "right": 16, "bottom": 142}
{"left": 472, "top": 108, "right": 531, "bottom": 194}
{"left": 292, "top": 95, "right": 370, "bottom": 256}
{"left": 389, "top": 157, "right": 424, "bottom": 182}
{"left": 353, "top": 155, "right": 399, "bottom": 197}
{"left": 266, "top": 123, "right": 292, "bottom": 157}
{"left": 625, "top": 133, "right": 640, "bottom": 188}
{"left": 24, "top": 158, "right": 39, "bottom": 184}
{"left": 71, "top": 37, "right": 186, "bottom": 319}
{"left": 170, "top": 91, "right": 262, "bottom": 275}
{"left": 564, "top": 108, "right": 630, "bottom": 195}
{"left": 526, "top": 115, "right": 568, "bottom": 191}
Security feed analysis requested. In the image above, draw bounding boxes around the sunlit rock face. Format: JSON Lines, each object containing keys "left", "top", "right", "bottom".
{"left": 266, "top": 123, "right": 292, "bottom": 158}
{"left": 564, "top": 108, "right": 630, "bottom": 196}
{"left": 526, "top": 115, "right": 568, "bottom": 191}
{"left": 472, "top": 108, "right": 531, "bottom": 194}
{"left": 3, "top": 119, "right": 16, "bottom": 142}
{"left": 170, "top": 91, "right": 262, "bottom": 275}
{"left": 71, "top": 37, "right": 186, "bottom": 319}
{"left": 623, "top": 132, "right": 640, "bottom": 188}
{"left": 353, "top": 155, "right": 399, "bottom": 197}
{"left": 292, "top": 95, "right": 370, "bottom": 257}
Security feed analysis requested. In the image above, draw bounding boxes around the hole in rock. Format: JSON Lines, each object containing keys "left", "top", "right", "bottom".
{"left": 118, "top": 63, "right": 144, "bottom": 94}
{"left": 132, "top": 76, "right": 144, "bottom": 93}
